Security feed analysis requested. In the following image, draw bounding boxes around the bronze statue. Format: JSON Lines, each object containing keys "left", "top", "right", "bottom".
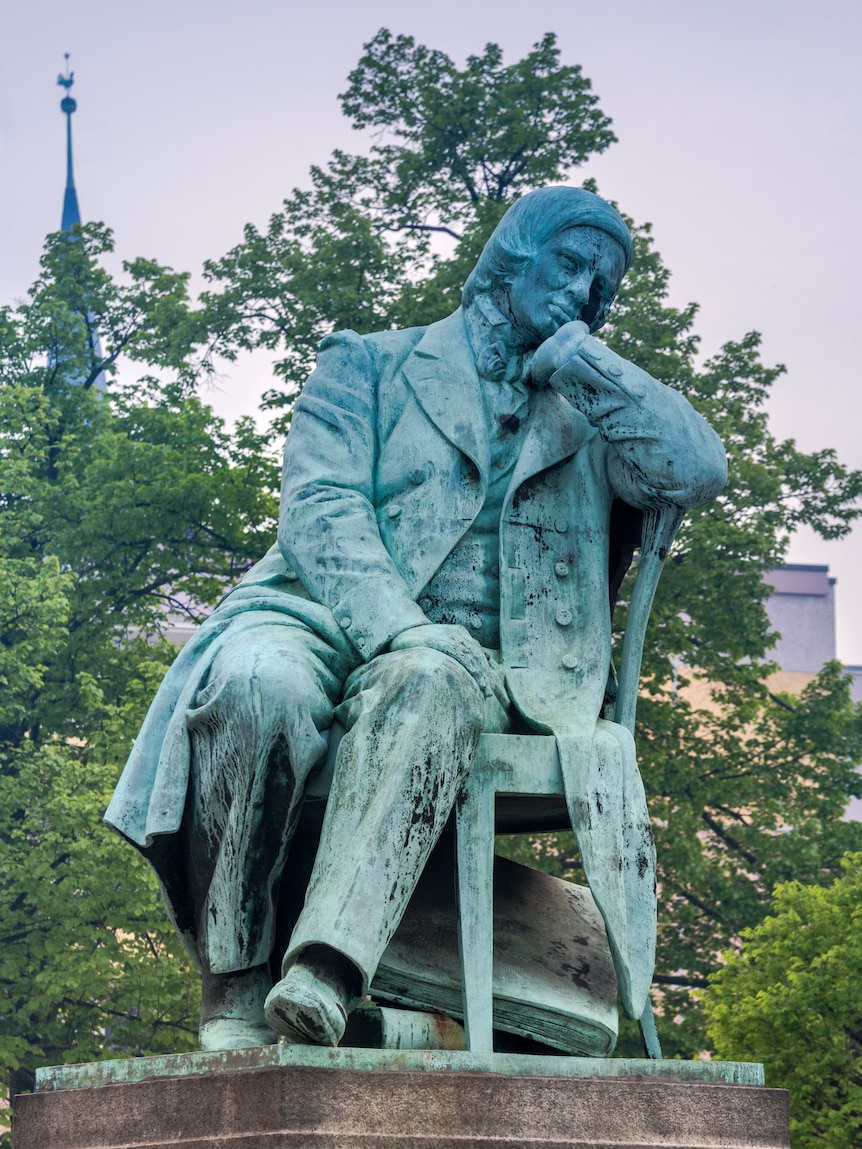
{"left": 106, "top": 186, "right": 726, "bottom": 1052}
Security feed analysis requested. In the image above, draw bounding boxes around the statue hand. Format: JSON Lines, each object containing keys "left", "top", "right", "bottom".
{"left": 389, "top": 623, "right": 507, "bottom": 705}
{"left": 531, "top": 320, "right": 590, "bottom": 387}
{"left": 533, "top": 322, "right": 641, "bottom": 420}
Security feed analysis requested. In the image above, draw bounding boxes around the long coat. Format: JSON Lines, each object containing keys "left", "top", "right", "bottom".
{"left": 107, "top": 307, "right": 725, "bottom": 1017}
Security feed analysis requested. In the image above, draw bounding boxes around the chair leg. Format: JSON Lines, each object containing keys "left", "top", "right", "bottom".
{"left": 638, "top": 996, "right": 662, "bottom": 1059}
{"left": 455, "top": 780, "right": 496, "bottom": 1052}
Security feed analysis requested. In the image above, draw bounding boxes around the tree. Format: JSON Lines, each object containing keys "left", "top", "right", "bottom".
{"left": 0, "top": 224, "right": 280, "bottom": 1108}
{"left": 335, "top": 29, "right": 615, "bottom": 237}
{"left": 201, "top": 30, "right": 614, "bottom": 419}
{"left": 199, "top": 29, "right": 862, "bottom": 1056}
{"left": 702, "top": 853, "right": 862, "bottom": 1148}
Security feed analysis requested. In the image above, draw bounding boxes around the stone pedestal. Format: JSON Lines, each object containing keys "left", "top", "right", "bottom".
{"left": 14, "top": 1049, "right": 790, "bottom": 1149}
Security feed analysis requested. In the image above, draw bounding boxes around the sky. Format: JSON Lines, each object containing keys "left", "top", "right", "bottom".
{"left": 3, "top": 0, "right": 862, "bottom": 658}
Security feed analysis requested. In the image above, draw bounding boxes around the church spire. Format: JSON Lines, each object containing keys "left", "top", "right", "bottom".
{"left": 54, "top": 56, "right": 107, "bottom": 392}
{"left": 57, "top": 54, "right": 81, "bottom": 231}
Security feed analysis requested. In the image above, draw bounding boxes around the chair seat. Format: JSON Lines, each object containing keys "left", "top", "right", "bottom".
{"left": 472, "top": 733, "right": 563, "bottom": 792}
{"left": 472, "top": 733, "right": 569, "bottom": 833}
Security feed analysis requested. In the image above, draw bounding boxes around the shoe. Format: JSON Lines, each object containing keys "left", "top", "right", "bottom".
{"left": 264, "top": 962, "right": 349, "bottom": 1046}
{"left": 199, "top": 1017, "right": 277, "bottom": 1051}
{"left": 198, "top": 965, "right": 276, "bottom": 1051}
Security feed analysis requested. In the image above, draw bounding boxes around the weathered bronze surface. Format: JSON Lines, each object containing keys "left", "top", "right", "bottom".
{"left": 34, "top": 1048, "right": 764, "bottom": 1092}
{"left": 105, "top": 186, "right": 726, "bottom": 1055}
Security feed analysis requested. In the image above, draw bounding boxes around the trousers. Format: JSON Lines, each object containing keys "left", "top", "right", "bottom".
{"left": 183, "top": 614, "right": 497, "bottom": 988}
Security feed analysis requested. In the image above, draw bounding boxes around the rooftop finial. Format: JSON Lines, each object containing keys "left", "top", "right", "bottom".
{"left": 57, "top": 53, "right": 80, "bottom": 230}
{"left": 57, "top": 52, "right": 75, "bottom": 94}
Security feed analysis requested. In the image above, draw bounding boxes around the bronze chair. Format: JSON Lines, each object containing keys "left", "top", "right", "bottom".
{"left": 453, "top": 505, "right": 684, "bottom": 1057}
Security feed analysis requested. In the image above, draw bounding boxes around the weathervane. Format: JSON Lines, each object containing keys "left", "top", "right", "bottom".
{"left": 58, "top": 53, "right": 74, "bottom": 90}
{"left": 57, "top": 53, "right": 76, "bottom": 113}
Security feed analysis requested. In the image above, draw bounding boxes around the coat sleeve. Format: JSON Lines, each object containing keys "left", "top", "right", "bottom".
{"left": 278, "top": 330, "right": 428, "bottom": 661}
{"left": 548, "top": 333, "right": 727, "bottom": 510}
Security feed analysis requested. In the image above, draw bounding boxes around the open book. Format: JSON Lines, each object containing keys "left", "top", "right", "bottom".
{"left": 371, "top": 852, "right": 619, "bottom": 1056}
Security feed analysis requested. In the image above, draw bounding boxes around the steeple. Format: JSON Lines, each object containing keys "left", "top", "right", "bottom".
{"left": 54, "top": 56, "right": 107, "bottom": 392}
{"left": 58, "top": 54, "right": 81, "bottom": 231}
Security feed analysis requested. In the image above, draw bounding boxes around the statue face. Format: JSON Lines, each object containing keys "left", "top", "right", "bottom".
{"left": 507, "top": 226, "right": 626, "bottom": 346}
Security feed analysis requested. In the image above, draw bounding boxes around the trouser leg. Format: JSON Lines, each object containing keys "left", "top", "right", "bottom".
{"left": 283, "top": 647, "right": 486, "bottom": 992}
{"left": 184, "top": 619, "right": 349, "bottom": 976}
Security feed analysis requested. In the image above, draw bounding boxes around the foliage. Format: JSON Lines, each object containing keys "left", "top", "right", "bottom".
{"left": 703, "top": 854, "right": 862, "bottom": 1148}
{"left": 0, "top": 225, "right": 279, "bottom": 1106}
{"left": 336, "top": 29, "right": 615, "bottom": 238}
{"left": 201, "top": 192, "right": 409, "bottom": 418}
{"left": 0, "top": 658, "right": 201, "bottom": 1103}
{"left": 200, "top": 31, "right": 612, "bottom": 419}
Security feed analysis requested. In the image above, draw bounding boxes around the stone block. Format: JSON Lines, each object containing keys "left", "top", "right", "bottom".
{"left": 15, "top": 1053, "right": 789, "bottom": 1148}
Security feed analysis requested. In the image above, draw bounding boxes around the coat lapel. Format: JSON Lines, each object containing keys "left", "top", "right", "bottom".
{"left": 506, "top": 385, "right": 597, "bottom": 505}
{"left": 401, "top": 312, "right": 598, "bottom": 501}
{"left": 400, "top": 309, "right": 490, "bottom": 484}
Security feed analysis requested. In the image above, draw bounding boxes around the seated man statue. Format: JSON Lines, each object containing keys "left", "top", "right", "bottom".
{"left": 106, "top": 186, "right": 726, "bottom": 1052}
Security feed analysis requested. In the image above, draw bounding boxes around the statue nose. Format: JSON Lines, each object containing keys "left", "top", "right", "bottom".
{"left": 565, "top": 271, "right": 592, "bottom": 306}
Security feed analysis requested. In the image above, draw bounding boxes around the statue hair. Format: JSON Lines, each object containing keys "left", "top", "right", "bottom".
{"left": 461, "top": 186, "right": 633, "bottom": 315}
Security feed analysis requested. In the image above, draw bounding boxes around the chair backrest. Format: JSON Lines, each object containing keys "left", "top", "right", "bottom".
{"left": 615, "top": 505, "right": 685, "bottom": 734}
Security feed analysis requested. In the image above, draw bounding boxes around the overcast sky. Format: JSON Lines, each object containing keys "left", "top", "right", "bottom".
{"left": 4, "top": 0, "right": 862, "bottom": 659}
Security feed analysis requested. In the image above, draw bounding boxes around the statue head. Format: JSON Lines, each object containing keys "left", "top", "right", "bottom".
{"left": 462, "top": 187, "right": 632, "bottom": 343}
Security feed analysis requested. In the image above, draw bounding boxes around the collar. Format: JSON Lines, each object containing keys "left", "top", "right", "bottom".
{"left": 464, "top": 294, "right": 535, "bottom": 386}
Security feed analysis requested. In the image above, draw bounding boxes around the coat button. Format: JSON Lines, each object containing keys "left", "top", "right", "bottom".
{"left": 284, "top": 568, "right": 298, "bottom": 581}
{"left": 561, "top": 653, "right": 579, "bottom": 670}
{"left": 554, "top": 561, "right": 570, "bottom": 578}
{"left": 607, "top": 364, "right": 623, "bottom": 378}
{"left": 387, "top": 504, "right": 402, "bottom": 519}
{"left": 468, "top": 613, "right": 483, "bottom": 631}
{"left": 338, "top": 615, "right": 352, "bottom": 630}
{"left": 556, "top": 608, "right": 573, "bottom": 627}
{"left": 555, "top": 517, "right": 568, "bottom": 533}
{"left": 582, "top": 345, "right": 602, "bottom": 361}
{"left": 408, "top": 468, "right": 426, "bottom": 485}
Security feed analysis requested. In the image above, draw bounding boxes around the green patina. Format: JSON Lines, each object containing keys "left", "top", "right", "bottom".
{"left": 103, "top": 186, "right": 727, "bottom": 1060}
{"left": 35, "top": 1047, "right": 763, "bottom": 1092}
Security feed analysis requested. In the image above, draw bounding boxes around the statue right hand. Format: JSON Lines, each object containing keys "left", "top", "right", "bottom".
{"left": 531, "top": 320, "right": 590, "bottom": 387}
{"left": 389, "top": 623, "right": 506, "bottom": 705}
